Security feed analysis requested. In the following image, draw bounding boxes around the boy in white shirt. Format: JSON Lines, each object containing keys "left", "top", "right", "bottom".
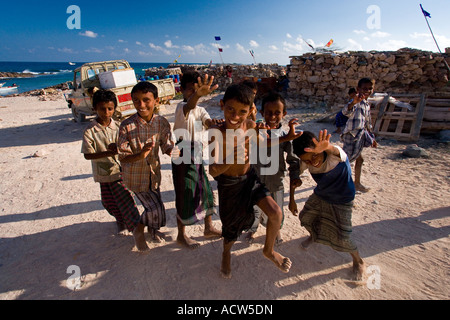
{"left": 172, "top": 71, "right": 222, "bottom": 249}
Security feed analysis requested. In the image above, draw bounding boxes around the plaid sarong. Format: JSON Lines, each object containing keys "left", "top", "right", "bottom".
{"left": 172, "top": 161, "right": 216, "bottom": 225}
{"left": 135, "top": 189, "right": 166, "bottom": 230}
{"left": 341, "top": 129, "right": 374, "bottom": 162}
{"left": 299, "top": 193, "right": 357, "bottom": 252}
{"left": 100, "top": 179, "right": 141, "bottom": 232}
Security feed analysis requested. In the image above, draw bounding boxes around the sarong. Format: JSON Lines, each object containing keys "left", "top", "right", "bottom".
{"left": 341, "top": 129, "right": 374, "bottom": 162}
{"left": 215, "top": 167, "right": 271, "bottom": 242}
{"left": 299, "top": 193, "right": 357, "bottom": 252}
{"left": 172, "top": 161, "right": 216, "bottom": 225}
{"left": 100, "top": 179, "right": 141, "bottom": 232}
{"left": 135, "top": 189, "right": 166, "bottom": 230}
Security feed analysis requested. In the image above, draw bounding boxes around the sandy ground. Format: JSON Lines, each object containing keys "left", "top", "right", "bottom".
{"left": 0, "top": 92, "right": 449, "bottom": 300}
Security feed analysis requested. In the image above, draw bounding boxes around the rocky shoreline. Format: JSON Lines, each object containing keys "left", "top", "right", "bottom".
{"left": 0, "top": 71, "right": 35, "bottom": 79}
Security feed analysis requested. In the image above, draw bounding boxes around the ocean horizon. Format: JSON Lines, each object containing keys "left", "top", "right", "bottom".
{"left": 0, "top": 61, "right": 203, "bottom": 94}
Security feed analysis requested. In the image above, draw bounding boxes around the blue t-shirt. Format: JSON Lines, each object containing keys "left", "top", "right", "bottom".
{"left": 311, "top": 155, "right": 355, "bottom": 204}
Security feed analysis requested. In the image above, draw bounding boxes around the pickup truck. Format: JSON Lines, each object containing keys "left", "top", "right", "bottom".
{"left": 66, "top": 60, "right": 175, "bottom": 122}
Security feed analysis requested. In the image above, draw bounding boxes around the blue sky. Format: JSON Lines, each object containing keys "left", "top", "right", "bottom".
{"left": 0, "top": 0, "right": 448, "bottom": 65}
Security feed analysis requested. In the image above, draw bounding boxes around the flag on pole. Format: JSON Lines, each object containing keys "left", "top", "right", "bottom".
{"left": 174, "top": 54, "right": 181, "bottom": 63}
{"left": 218, "top": 48, "right": 223, "bottom": 52}
{"left": 420, "top": 4, "right": 431, "bottom": 18}
{"left": 215, "top": 36, "right": 221, "bottom": 41}
{"left": 249, "top": 50, "right": 254, "bottom": 58}
{"left": 325, "top": 39, "right": 334, "bottom": 48}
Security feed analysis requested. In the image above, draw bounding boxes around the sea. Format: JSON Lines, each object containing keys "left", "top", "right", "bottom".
{"left": 0, "top": 61, "right": 177, "bottom": 95}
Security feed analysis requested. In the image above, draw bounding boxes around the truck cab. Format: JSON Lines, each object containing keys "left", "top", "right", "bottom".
{"left": 67, "top": 60, "right": 175, "bottom": 122}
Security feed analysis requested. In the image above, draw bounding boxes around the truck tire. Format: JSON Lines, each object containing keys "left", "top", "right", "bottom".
{"left": 71, "top": 106, "right": 86, "bottom": 123}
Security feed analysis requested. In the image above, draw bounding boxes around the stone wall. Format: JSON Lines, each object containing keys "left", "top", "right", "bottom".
{"left": 145, "top": 64, "right": 286, "bottom": 91}
{"left": 287, "top": 48, "right": 450, "bottom": 108}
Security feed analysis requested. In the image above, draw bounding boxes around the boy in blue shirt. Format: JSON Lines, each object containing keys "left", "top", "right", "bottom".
{"left": 292, "top": 129, "right": 365, "bottom": 281}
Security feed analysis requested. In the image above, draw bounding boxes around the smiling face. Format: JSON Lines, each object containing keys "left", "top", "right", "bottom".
{"left": 262, "top": 100, "right": 286, "bottom": 129}
{"left": 220, "top": 98, "right": 251, "bottom": 129}
{"left": 299, "top": 151, "right": 325, "bottom": 168}
{"left": 357, "top": 82, "right": 374, "bottom": 100}
{"left": 132, "top": 91, "right": 159, "bottom": 122}
{"left": 94, "top": 101, "right": 115, "bottom": 126}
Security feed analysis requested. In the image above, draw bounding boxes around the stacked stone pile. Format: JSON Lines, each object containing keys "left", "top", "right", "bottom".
{"left": 145, "top": 64, "right": 286, "bottom": 91}
{"left": 288, "top": 48, "right": 450, "bottom": 108}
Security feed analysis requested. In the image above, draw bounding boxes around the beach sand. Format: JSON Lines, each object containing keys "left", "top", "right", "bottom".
{"left": 0, "top": 92, "right": 448, "bottom": 300}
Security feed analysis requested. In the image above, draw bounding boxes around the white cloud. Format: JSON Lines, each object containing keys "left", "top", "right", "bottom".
{"left": 371, "top": 31, "right": 391, "bottom": 38}
{"left": 376, "top": 39, "right": 408, "bottom": 51}
{"left": 347, "top": 38, "right": 363, "bottom": 51}
{"left": 58, "top": 47, "right": 75, "bottom": 53}
{"left": 118, "top": 39, "right": 127, "bottom": 43}
{"left": 79, "top": 30, "right": 98, "bottom": 38}
{"left": 236, "top": 43, "right": 246, "bottom": 54}
{"left": 353, "top": 30, "right": 366, "bottom": 35}
{"left": 164, "top": 40, "right": 179, "bottom": 49}
{"left": 269, "top": 45, "right": 278, "bottom": 51}
{"left": 286, "top": 33, "right": 292, "bottom": 39}
{"left": 249, "top": 40, "right": 259, "bottom": 48}
{"left": 363, "top": 37, "right": 371, "bottom": 42}
{"left": 136, "top": 41, "right": 142, "bottom": 46}
{"left": 85, "top": 47, "right": 102, "bottom": 53}
{"left": 149, "top": 42, "right": 171, "bottom": 55}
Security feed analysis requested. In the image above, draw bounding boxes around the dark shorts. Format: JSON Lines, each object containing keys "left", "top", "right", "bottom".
{"left": 215, "top": 167, "right": 271, "bottom": 242}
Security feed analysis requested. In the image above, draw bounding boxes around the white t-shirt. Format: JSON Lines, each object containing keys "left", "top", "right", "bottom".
{"left": 173, "top": 101, "right": 211, "bottom": 142}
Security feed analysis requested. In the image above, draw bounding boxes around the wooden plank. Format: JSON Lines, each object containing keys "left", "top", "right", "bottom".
{"left": 373, "top": 93, "right": 427, "bottom": 141}
{"left": 411, "top": 94, "right": 427, "bottom": 140}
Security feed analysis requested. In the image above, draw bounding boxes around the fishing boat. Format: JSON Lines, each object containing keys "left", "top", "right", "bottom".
{"left": 0, "top": 84, "right": 19, "bottom": 95}
{"left": 69, "top": 62, "right": 76, "bottom": 66}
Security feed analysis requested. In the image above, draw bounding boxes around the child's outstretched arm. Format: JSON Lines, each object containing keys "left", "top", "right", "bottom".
{"left": 184, "top": 74, "right": 219, "bottom": 116}
{"left": 304, "top": 129, "right": 340, "bottom": 156}
{"left": 84, "top": 143, "right": 117, "bottom": 160}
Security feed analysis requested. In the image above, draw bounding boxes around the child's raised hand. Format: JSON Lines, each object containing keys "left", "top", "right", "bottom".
{"left": 304, "top": 129, "right": 332, "bottom": 154}
{"left": 286, "top": 118, "right": 303, "bottom": 141}
{"left": 194, "top": 74, "right": 219, "bottom": 97}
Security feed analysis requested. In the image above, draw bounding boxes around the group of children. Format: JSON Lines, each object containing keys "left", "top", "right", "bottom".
{"left": 81, "top": 73, "right": 377, "bottom": 281}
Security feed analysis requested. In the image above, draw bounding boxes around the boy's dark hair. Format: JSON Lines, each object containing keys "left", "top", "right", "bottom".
{"left": 242, "top": 79, "right": 258, "bottom": 92}
{"left": 222, "top": 84, "right": 254, "bottom": 107}
{"left": 180, "top": 71, "right": 201, "bottom": 90}
{"left": 357, "top": 78, "right": 375, "bottom": 88}
{"left": 292, "top": 131, "right": 317, "bottom": 156}
{"left": 261, "top": 91, "right": 286, "bottom": 113}
{"left": 131, "top": 81, "right": 159, "bottom": 98}
{"left": 92, "top": 89, "right": 117, "bottom": 110}
{"left": 348, "top": 87, "right": 357, "bottom": 95}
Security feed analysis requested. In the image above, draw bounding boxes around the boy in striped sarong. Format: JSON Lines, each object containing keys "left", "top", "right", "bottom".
{"left": 172, "top": 71, "right": 222, "bottom": 249}
{"left": 81, "top": 90, "right": 143, "bottom": 249}
{"left": 292, "top": 130, "right": 366, "bottom": 281}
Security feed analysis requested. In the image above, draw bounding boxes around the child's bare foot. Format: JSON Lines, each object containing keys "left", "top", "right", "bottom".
{"left": 263, "top": 250, "right": 292, "bottom": 273}
{"left": 204, "top": 225, "right": 222, "bottom": 239}
{"left": 177, "top": 233, "right": 200, "bottom": 249}
{"left": 133, "top": 224, "right": 149, "bottom": 252}
{"left": 116, "top": 222, "right": 127, "bottom": 236}
{"left": 150, "top": 229, "right": 165, "bottom": 243}
{"left": 245, "top": 231, "right": 256, "bottom": 244}
{"left": 355, "top": 183, "right": 370, "bottom": 193}
{"left": 300, "top": 236, "right": 313, "bottom": 250}
{"left": 353, "top": 260, "right": 366, "bottom": 281}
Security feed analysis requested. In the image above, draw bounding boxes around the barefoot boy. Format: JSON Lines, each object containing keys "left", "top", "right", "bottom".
{"left": 81, "top": 89, "right": 143, "bottom": 247}
{"left": 341, "top": 78, "right": 378, "bottom": 192}
{"left": 208, "top": 84, "right": 295, "bottom": 278}
{"left": 118, "top": 82, "right": 174, "bottom": 251}
{"left": 172, "top": 71, "right": 221, "bottom": 249}
{"left": 292, "top": 130, "right": 365, "bottom": 281}
{"left": 247, "top": 91, "right": 302, "bottom": 244}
